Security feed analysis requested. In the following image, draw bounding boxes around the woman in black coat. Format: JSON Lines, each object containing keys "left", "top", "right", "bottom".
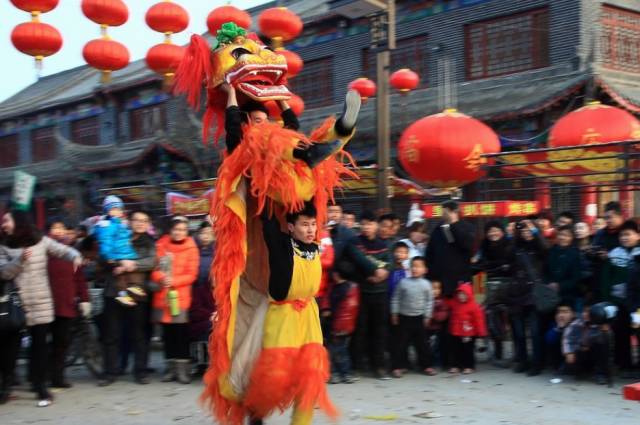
{"left": 509, "top": 220, "right": 548, "bottom": 376}
{"left": 473, "top": 221, "right": 514, "bottom": 364}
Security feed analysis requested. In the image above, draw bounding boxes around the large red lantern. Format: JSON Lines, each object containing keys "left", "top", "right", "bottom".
{"left": 10, "top": 0, "right": 59, "bottom": 14}
{"left": 145, "top": 1, "right": 189, "bottom": 34}
{"left": 258, "top": 7, "right": 303, "bottom": 47}
{"left": 81, "top": 0, "right": 130, "bottom": 82}
{"left": 207, "top": 5, "right": 252, "bottom": 35}
{"left": 390, "top": 68, "right": 419, "bottom": 93}
{"left": 10, "top": 0, "right": 61, "bottom": 67}
{"left": 83, "top": 38, "right": 129, "bottom": 74}
{"left": 265, "top": 94, "right": 305, "bottom": 120}
{"left": 348, "top": 78, "right": 377, "bottom": 100}
{"left": 145, "top": 1, "right": 190, "bottom": 84}
{"left": 549, "top": 101, "right": 640, "bottom": 148}
{"left": 277, "top": 49, "right": 303, "bottom": 78}
{"left": 11, "top": 21, "right": 62, "bottom": 61}
{"left": 81, "top": 0, "right": 128, "bottom": 27}
{"left": 146, "top": 43, "right": 185, "bottom": 77}
{"left": 398, "top": 109, "right": 501, "bottom": 188}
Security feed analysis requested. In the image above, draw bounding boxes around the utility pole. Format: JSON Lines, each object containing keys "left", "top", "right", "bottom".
{"left": 332, "top": 0, "right": 396, "bottom": 210}
{"left": 370, "top": 1, "right": 395, "bottom": 210}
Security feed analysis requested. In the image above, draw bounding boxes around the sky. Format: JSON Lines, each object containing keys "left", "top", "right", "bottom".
{"left": 0, "top": 0, "right": 270, "bottom": 102}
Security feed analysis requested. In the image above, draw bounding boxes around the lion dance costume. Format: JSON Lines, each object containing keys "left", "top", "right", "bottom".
{"left": 174, "top": 23, "right": 360, "bottom": 425}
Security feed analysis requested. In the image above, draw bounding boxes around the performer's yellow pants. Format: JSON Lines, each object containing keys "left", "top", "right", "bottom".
{"left": 291, "top": 406, "right": 313, "bottom": 425}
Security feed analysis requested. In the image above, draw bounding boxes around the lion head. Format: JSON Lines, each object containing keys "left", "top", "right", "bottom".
{"left": 209, "top": 22, "right": 290, "bottom": 102}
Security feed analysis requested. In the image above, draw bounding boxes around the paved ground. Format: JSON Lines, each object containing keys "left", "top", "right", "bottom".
{"left": 2, "top": 354, "right": 639, "bottom": 425}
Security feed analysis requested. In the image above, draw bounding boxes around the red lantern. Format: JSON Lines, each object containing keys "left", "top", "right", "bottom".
{"left": 398, "top": 109, "right": 501, "bottom": 188}
{"left": 81, "top": 0, "right": 129, "bottom": 27}
{"left": 207, "top": 5, "right": 252, "bottom": 35}
{"left": 348, "top": 78, "right": 377, "bottom": 100}
{"left": 146, "top": 1, "right": 189, "bottom": 34}
{"left": 258, "top": 7, "right": 303, "bottom": 45}
{"left": 146, "top": 43, "right": 185, "bottom": 76}
{"left": 277, "top": 50, "right": 303, "bottom": 78}
{"left": 11, "top": 21, "right": 62, "bottom": 61}
{"left": 83, "top": 38, "right": 129, "bottom": 81}
{"left": 390, "top": 68, "right": 419, "bottom": 93}
{"left": 549, "top": 101, "right": 640, "bottom": 148}
{"left": 265, "top": 94, "right": 305, "bottom": 120}
{"left": 10, "top": 0, "right": 58, "bottom": 13}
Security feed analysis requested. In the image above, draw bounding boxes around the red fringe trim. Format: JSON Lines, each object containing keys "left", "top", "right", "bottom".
{"left": 173, "top": 35, "right": 213, "bottom": 110}
{"left": 243, "top": 344, "right": 338, "bottom": 420}
{"left": 201, "top": 117, "right": 355, "bottom": 425}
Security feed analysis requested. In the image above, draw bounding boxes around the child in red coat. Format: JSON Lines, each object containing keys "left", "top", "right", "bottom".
{"left": 448, "top": 283, "right": 487, "bottom": 374}
{"left": 328, "top": 269, "right": 359, "bottom": 384}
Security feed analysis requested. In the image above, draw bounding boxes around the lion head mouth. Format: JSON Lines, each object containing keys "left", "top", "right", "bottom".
{"left": 226, "top": 63, "right": 290, "bottom": 101}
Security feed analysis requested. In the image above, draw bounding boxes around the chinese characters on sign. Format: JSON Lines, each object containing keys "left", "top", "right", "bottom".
{"left": 369, "top": 11, "right": 389, "bottom": 51}
{"left": 422, "top": 201, "right": 539, "bottom": 218}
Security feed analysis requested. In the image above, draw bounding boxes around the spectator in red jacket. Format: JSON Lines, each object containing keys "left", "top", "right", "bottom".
{"left": 328, "top": 269, "right": 359, "bottom": 385}
{"left": 448, "top": 283, "right": 487, "bottom": 375}
{"left": 47, "top": 220, "right": 90, "bottom": 388}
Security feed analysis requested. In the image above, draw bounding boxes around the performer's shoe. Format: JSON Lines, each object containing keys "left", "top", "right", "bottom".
{"left": 335, "top": 89, "right": 361, "bottom": 136}
{"left": 329, "top": 374, "right": 341, "bottom": 384}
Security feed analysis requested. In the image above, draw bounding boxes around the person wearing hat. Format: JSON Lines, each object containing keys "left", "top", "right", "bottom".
{"left": 94, "top": 195, "right": 144, "bottom": 307}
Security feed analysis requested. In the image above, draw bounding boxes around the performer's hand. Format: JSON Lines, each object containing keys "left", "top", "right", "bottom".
{"left": 321, "top": 310, "right": 331, "bottom": 318}
{"left": 565, "top": 353, "right": 576, "bottom": 364}
{"left": 391, "top": 314, "right": 399, "bottom": 326}
{"left": 423, "top": 317, "right": 431, "bottom": 328}
{"left": 220, "top": 82, "right": 234, "bottom": 94}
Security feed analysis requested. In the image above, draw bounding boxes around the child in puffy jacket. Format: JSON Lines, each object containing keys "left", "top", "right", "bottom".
{"left": 94, "top": 195, "right": 143, "bottom": 307}
{"left": 448, "top": 283, "right": 487, "bottom": 374}
{"left": 328, "top": 269, "right": 360, "bottom": 384}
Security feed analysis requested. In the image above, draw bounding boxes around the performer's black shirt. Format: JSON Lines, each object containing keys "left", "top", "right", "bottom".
{"left": 224, "top": 106, "right": 300, "bottom": 154}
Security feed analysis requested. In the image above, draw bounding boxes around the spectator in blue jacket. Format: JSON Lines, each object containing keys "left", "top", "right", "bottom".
{"left": 95, "top": 196, "right": 143, "bottom": 307}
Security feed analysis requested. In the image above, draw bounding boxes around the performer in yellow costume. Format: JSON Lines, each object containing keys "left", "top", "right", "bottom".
{"left": 173, "top": 23, "right": 361, "bottom": 425}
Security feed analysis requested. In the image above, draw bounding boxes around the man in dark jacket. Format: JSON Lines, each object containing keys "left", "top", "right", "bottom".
{"left": 425, "top": 201, "right": 475, "bottom": 298}
{"left": 351, "top": 211, "right": 392, "bottom": 379}
{"left": 546, "top": 225, "right": 582, "bottom": 310}
{"left": 99, "top": 211, "right": 156, "bottom": 386}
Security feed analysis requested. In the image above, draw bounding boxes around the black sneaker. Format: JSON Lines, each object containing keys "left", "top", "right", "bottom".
{"left": 335, "top": 90, "right": 362, "bottom": 136}
{"left": 98, "top": 375, "right": 116, "bottom": 387}
{"left": 135, "top": 375, "right": 150, "bottom": 385}
{"left": 51, "top": 380, "right": 72, "bottom": 389}
{"left": 527, "top": 367, "right": 542, "bottom": 377}
{"left": 513, "top": 363, "right": 528, "bottom": 373}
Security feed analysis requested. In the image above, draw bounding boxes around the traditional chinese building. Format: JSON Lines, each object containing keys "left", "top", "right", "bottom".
{"left": 1, "top": 0, "right": 640, "bottom": 222}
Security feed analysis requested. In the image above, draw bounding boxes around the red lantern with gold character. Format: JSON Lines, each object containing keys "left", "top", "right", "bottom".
{"left": 265, "top": 94, "right": 305, "bottom": 120}
{"left": 549, "top": 101, "right": 640, "bottom": 148}
{"left": 348, "top": 78, "right": 377, "bottom": 100}
{"left": 390, "top": 68, "right": 419, "bottom": 93}
{"left": 398, "top": 109, "right": 501, "bottom": 188}
{"left": 145, "top": 0, "right": 189, "bottom": 34}
{"left": 258, "top": 7, "right": 303, "bottom": 48}
{"left": 10, "top": 0, "right": 59, "bottom": 14}
{"left": 277, "top": 49, "right": 303, "bottom": 78}
{"left": 207, "top": 5, "right": 252, "bottom": 35}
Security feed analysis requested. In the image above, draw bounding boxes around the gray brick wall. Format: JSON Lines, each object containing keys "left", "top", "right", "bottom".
{"left": 294, "top": 0, "right": 583, "bottom": 107}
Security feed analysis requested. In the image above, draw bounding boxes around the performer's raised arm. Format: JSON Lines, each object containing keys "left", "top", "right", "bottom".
{"left": 222, "top": 83, "right": 242, "bottom": 154}
{"left": 278, "top": 100, "right": 300, "bottom": 131}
